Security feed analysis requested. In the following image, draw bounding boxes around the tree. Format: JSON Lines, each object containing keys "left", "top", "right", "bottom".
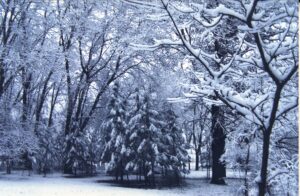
{"left": 159, "top": 104, "right": 189, "bottom": 183}
{"left": 102, "top": 83, "right": 129, "bottom": 181}
{"left": 123, "top": 0, "right": 298, "bottom": 194}
{"left": 182, "top": 100, "right": 210, "bottom": 171}
{"left": 54, "top": 0, "right": 140, "bottom": 174}
{"left": 0, "top": 0, "right": 58, "bottom": 174}
{"left": 129, "top": 92, "right": 161, "bottom": 184}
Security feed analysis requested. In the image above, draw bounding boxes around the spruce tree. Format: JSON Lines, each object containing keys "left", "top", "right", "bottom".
{"left": 102, "top": 83, "right": 128, "bottom": 181}
{"left": 128, "top": 91, "right": 161, "bottom": 184}
{"left": 159, "top": 105, "right": 189, "bottom": 183}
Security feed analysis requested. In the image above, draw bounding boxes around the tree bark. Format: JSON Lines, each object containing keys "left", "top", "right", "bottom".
{"left": 21, "top": 70, "right": 32, "bottom": 124}
{"left": 0, "top": 61, "right": 5, "bottom": 97}
{"left": 210, "top": 105, "right": 226, "bottom": 185}
{"left": 34, "top": 71, "right": 52, "bottom": 134}
{"left": 257, "top": 85, "right": 283, "bottom": 195}
{"left": 6, "top": 159, "right": 11, "bottom": 174}
{"left": 258, "top": 132, "right": 271, "bottom": 196}
{"left": 195, "top": 149, "right": 200, "bottom": 171}
{"left": 244, "top": 145, "right": 250, "bottom": 196}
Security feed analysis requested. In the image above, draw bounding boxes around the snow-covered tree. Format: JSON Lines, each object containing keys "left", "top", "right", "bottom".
{"left": 102, "top": 83, "right": 129, "bottom": 181}
{"left": 158, "top": 104, "right": 189, "bottom": 182}
{"left": 122, "top": 0, "right": 298, "bottom": 194}
{"left": 127, "top": 91, "right": 162, "bottom": 184}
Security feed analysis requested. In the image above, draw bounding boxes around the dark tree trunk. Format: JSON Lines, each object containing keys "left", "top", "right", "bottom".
{"left": 0, "top": 61, "right": 5, "bottom": 97}
{"left": 34, "top": 71, "right": 52, "bottom": 134}
{"left": 195, "top": 149, "right": 200, "bottom": 171}
{"left": 120, "top": 161, "right": 124, "bottom": 182}
{"left": 63, "top": 164, "right": 73, "bottom": 174}
{"left": 21, "top": 70, "right": 32, "bottom": 124}
{"left": 48, "top": 83, "right": 60, "bottom": 127}
{"left": 6, "top": 159, "right": 11, "bottom": 174}
{"left": 210, "top": 105, "right": 226, "bottom": 185}
{"left": 244, "top": 145, "right": 250, "bottom": 196}
{"left": 60, "top": 25, "right": 75, "bottom": 175}
{"left": 198, "top": 131, "right": 203, "bottom": 170}
{"left": 258, "top": 132, "right": 271, "bottom": 196}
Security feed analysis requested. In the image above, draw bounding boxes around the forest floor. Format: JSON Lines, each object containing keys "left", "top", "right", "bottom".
{"left": 0, "top": 170, "right": 243, "bottom": 196}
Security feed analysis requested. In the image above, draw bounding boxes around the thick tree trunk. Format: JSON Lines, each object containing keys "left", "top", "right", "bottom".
{"left": 210, "top": 105, "right": 226, "bottom": 185}
{"left": 258, "top": 132, "right": 271, "bottom": 196}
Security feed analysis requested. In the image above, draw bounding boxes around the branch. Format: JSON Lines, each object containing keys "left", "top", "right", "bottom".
{"left": 121, "top": 0, "right": 163, "bottom": 9}
{"left": 160, "top": 0, "right": 215, "bottom": 78}
{"left": 275, "top": 98, "right": 298, "bottom": 120}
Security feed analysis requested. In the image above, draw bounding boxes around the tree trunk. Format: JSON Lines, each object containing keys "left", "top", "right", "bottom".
{"left": 258, "top": 132, "right": 271, "bottom": 196}
{"left": 21, "top": 70, "right": 31, "bottom": 124}
{"left": 63, "top": 162, "right": 73, "bottom": 174}
{"left": 210, "top": 105, "right": 226, "bottom": 185}
{"left": 34, "top": 71, "right": 52, "bottom": 134}
{"left": 0, "top": 61, "right": 5, "bottom": 97}
{"left": 195, "top": 149, "right": 199, "bottom": 171}
{"left": 120, "top": 161, "right": 124, "bottom": 182}
{"left": 244, "top": 145, "right": 250, "bottom": 196}
{"left": 6, "top": 159, "right": 11, "bottom": 174}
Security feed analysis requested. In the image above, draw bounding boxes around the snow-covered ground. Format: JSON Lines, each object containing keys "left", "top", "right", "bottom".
{"left": 185, "top": 169, "right": 246, "bottom": 179}
{"left": 0, "top": 171, "right": 242, "bottom": 196}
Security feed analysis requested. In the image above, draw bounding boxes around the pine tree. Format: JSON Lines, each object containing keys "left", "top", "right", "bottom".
{"left": 125, "top": 88, "right": 143, "bottom": 178}
{"left": 127, "top": 91, "right": 161, "bottom": 184}
{"left": 159, "top": 105, "right": 189, "bottom": 183}
{"left": 102, "top": 83, "right": 129, "bottom": 181}
{"left": 65, "top": 129, "right": 88, "bottom": 176}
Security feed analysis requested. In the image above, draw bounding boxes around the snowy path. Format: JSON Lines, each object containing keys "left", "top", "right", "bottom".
{"left": 0, "top": 172, "right": 242, "bottom": 196}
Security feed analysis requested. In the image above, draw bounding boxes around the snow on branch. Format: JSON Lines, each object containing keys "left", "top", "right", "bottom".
{"left": 198, "top": 4, "right": 246, "bottom": 22}
{"left": 146, "top": 13, "right": 169, "bottom": 21}
{"left": 121, "top": 0, "right": 163, "bottom": 10}
{"left": 167, "top": 97, "right": 190, "bottom": 104}
{"left": 130, "top": 39, "right": 182, "bottom": 51}
{"left": 215, "top": 89, "right": 268, "bottom": 127}
{"left": 169, "top": 1, "right": 194, "bottom": 13}
{"left": 193, "top": 14, "right": 223, "bottom": 28}
{"left": 267, "top": 169, "right": 289, "bottom": 182}
{"left": 215, "top": 35, "right": 246, "bottom": 78}
{"left": 160, "top": 0, "right": 216, "bottom": 78}
{"left": 276, "top": 98, "right": 298, "bottom": 120}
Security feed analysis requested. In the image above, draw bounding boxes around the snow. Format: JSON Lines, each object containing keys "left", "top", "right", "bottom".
{"left": 185, "top": 170, "right": 246, "bottom": 179}
{"left": 193, "top": 15, "right": 223, "bottom": 28}
{"left": 0, "top": 171, "right": 242, "bottom": 196}
{"left": 206, "top": 4, "right": 246, "bottom": 22}
{"left": 121, "top": 0, "right": 163, "bottom": 10}
{"left": 170, "top": 2, "right": 194, "bottom": 13}
{"left": 130, "top": 39, "right": 182, "bottom": 51}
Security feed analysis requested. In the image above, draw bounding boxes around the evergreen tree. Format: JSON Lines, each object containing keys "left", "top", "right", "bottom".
{"left": 125, "top": 88, "right": 143, "bottom": 178}
{"left": 159, "top": 105, "right": 189, "bottom": 183}
{"left": 102, "top": 83, "right": 129, "bottom": 181}
{"left": 65, "top": 129, "right": 88, "bottom": 176}
{"left": 128, "top": 91, "right": 161, "bottom": 184}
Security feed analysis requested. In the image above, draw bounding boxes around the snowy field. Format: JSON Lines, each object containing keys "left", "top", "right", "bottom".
{"left": 0, "top": 171, "right": 242, "bottom": 196}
